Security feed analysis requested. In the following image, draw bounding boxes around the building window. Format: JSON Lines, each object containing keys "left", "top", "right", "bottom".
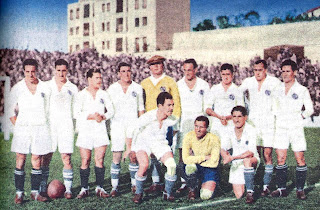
{"left": 116, "top": 18, "right": 123, "bottom": 32}
{"left": 107, "top": 40, "right": 110, "bottom": 49}
{"left": 135, "top": 18, "right": 139, "bottom": 27}
{"left": 83, "top": 41, "right": 90, "bottom": 49}
{"left": 76, "top": 8, "right": 80, "bottom": 19}
{"left": 107, "top": 22, "right": 110, "bottom": 31}
{"left": 135, "top": 38, "right": 140, "bottom": 52}
{"left": 116, "top": 38, "right": 123, "bottom": 52}
{"left": 69, "top": 45, "right": 73, "bottom": 53}
{"left": 102, "top": 23, "right": 105, "bottom": 32}
{"left": 102, "top": 41, "right": 105, "bottom": 50}
{"left": 102, "top": 4, "right": 105, "bottom": 12}
{"left": 142, "top": 17, "right": 147, "bottom": 26}
{"left": 69, "top": 27, "right": 73, "bottom": 35}
{"left": 83, "top": 23, "right": 89, "bottom": 36}
{"left": 76, "top": 26, "right": 79, "bottom": 35}
{"left": 70, "top": 10, "right": 73, "bottom": 20}
{"left": 116, "top": 0, "right": 123, "bottom": 13}
{"left": 143, "top": 0, "right": 147, "bottom": 8}
{"left": 143, "top": 37, "right": 147, "bottom": 52}
{"left": 84, "top": 4, "right": 90, "bottom": 18}
{"left": 107, "top": 3, "right": 110, "bottom": 11}
{"left": 76, "top": 44, "right": 80, "bottom": 51}
{"left": 135, "top": 0, "right": 139, "bottom": 9}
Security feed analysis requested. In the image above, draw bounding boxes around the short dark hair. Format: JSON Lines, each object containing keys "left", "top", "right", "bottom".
{"left": 254, "top": 59, "right": 267, "bottom": 69}
{"left": 194, "top": 115, "right": 209, "bottom": 128}
{"left": 183, "top": 58, "right": 198, "bottom": 69}
{"left": 117, "top": 62, "right": 131, "bottom": 72}
{"left": 281, "top": 59, "right": 298, "bottom": 71}
{"left": 220, "top": 63, "right": 234, "bottom": 73}
{"left": 23, "top": 59, "right": 38, "bottom": 70}
{"left": 55, "top": 59, "right": 69, "bottom": 68}
{"left": 231, "top": 106, "right": 248, "bottom": 116}
{"left": 157, "top": 92, "right": 173, "bottom": 106}
{"left": 86, "top": 69, "right": 101, "bottom": 78}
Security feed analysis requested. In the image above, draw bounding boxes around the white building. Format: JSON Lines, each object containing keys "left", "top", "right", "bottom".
{"left": 68, "top": 0, "right": 190, "bottom": 54}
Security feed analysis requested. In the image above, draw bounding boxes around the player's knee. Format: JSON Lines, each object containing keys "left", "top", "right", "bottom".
{"left": 200, "top": 189, "right": 213, "bottom": 200}
{"left": 129, "top": 151, "right": 137, "bottom": 163}
{"left": 164, "top": 157, "right": 176, "bottom": 176}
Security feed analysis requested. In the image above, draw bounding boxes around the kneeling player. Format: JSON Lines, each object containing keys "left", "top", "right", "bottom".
{"left": 221, "top": 106, "right": 260, "bottom": 204}
{"left": 182, "top": 116, "right": 220, "bottom": 200}
{"left": 132, "top": 92, "right": 178, "bottom": 204}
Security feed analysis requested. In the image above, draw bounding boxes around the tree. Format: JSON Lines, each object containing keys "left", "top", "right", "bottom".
{"left": 193, "top": 19, "right": 216, "bottom": 31}
{"left": 216, "top": 15, "right": 231, "bottom": 29}
{"left": 244, "top": 10, "right": 260, "bottom": 26}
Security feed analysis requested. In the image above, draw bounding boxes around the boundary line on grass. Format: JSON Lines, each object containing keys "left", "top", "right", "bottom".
{"left": 170, "top": 182, "right": 320, "bottom": 210}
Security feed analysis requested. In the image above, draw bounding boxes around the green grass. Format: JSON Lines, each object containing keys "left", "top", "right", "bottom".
{"left": 0, "top": 128, "right": 319, "bottom": 209}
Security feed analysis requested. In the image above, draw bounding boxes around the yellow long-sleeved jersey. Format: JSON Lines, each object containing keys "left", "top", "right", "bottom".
{"left": 141, "top": 76, "right": 181, "bottom": 118}
{"left": 182, "top": 131, "right": 220, "bottom": 168}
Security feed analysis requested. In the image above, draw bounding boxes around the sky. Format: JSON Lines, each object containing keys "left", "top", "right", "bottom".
{"left": 0, "top": 0, "right": 319, "bottom": 52}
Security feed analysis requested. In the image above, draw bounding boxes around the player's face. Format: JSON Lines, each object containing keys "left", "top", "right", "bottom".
{"left": 118, "top": 66, "right": 131, "bottom": 83}
{"left": 232, "top": 111, "right": 247, "bottom": 129}
{"left": 55, "top": 65, "right": 68, "bottom": 82}
{"left": 150, "top": 62, "right": 164, "bottom": 76}
{"left": 24, "top": 65, "right": 37, "bottom": 83}
{"left": 253, "top": 63, "right": 267, "bottom": 82}
{"left": 194, "top": 120, "right": 207, "bottom": 139}
{"left": 221, "top": 69, "right": 233, "bottom": 85}
{"left": 183, "top": 63, "right": 197, "bottom": 81}
{"left": 159, "top": 99, "right": 174, "bottom": 117}
{"left": 88, "top": 72, "right": 102, "bottom": 89}
{"left": 281, "top": 65, "right": 296, "bottom": 84}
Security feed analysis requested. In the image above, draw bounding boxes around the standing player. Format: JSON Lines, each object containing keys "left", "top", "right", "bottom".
{"left": 176, "top": 59, "right": 210, "bottom": 193}
{"left": 239, "top": 60, "right": 280, "bottom": 196}
{"left": 271, "top": 59, "right": 314, "bottom": 200}
{"left": 182, "top": 116, "right": 220, "bottom": 200}
{"left": 221, "top": 106, "right": 260, "bottom": 204}
{"left": 40, "top": 59, "right": 78, "bottom": 199}
{"left": 9, "top": 59, "right": 51, "bottom": 203}
{"left": 132, "top": 92, "right": 178, "bottom": 204}
{"left": 140, "top": 55, "right": 181, "bottom": 193}
{"left": 205, "top": 63, "right": 243, "bottom": 138}
{"left": 74, "top": 69, "right": 114, "bottom": 199}
{"left": 107, "top": 62, "right": 145, "bottom": 196}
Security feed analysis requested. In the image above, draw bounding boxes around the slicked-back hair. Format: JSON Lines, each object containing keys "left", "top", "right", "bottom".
{"left": 55, "top": 59, "right": 69, "bottom": 68}
{"left": 157, "top": 92, "right": 173, "bottom": 106}
{"left": 231, "top": 105, "right": 248, "bottom": 116}
{"left": 281, "top": 59, "right": 298, "bottom": 71}
{"left": 254, "top": 59, "right": 267, "bottom": 69}
{"left": 195, "top": 115, "right": 209, "bottom": 128}
{"left": 23, "top": 59, "right": 38, "bottom": 70}
{"left": 86, "top": 69, "right": 101, "bottom": 78}
{"left": 117, "top": 62, "right": 131, "bottom": 72}
{"left": 220, "top": 63, "right": 234, "bottom": 73}
{"left": 183, "top": 58, "right": 198, "bottom": 69}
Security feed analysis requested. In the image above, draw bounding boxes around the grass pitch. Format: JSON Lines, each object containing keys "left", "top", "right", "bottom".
{"left": 0, "top": 128, "right": 319, "bottom": 209}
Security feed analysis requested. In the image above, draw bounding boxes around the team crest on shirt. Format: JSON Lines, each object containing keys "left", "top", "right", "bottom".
{"left": 229, "top": 94, "right": 235, "bottom": 100}
{"left": 160, "top": 86, "right": 166, "bottom": 92}
{"left": 292, "top": 93, "right": 298, "bottom": 100}
{"left": 265, "top": 90, "right": 271, "bottom": 96}
{"left": 41, "top": 92, "right": 45, "bottom": 97}
{"left": 100, "top": 98, "right": 104, "bottom": 104}
{"left": 132, "top": 91, "right": 137, "bottom": 97}
{"left": 68, "top": 90, "right": 72, "bottom": 95}
{"left": 199, "top": 89, "right": 204, "bottom": 95}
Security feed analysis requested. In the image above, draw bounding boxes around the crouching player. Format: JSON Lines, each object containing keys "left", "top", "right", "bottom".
{"left": 182, "top": 116, "right": 220, "bottom": 200}
{"left": 132, "top": 92, "right": 178, "bottom": 204}
{"left": 221, "top": 106, "right": 260, "bottom": 204}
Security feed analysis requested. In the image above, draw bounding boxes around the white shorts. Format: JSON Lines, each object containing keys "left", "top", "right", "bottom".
{"left": 11, "top": 124, "right": 52, "bottom": 155}
{"left": 250, "top": 118, "right": 275, "bottom": 148}
{"left": 51, "top": 119, "right": 74, "bottom": 153}
{"left": 76, "top": 124, "right": 110, "bottom": 150}
{"left": 211, "top": 119, "right": 233, "bottom": 149}
{"left": 229, "top": 160, "right": 245, "bottom": 184}
{"left": 110, "top": 121, "right": 134, "bottom": 152}
{"left": 133, "top": 137, "right": 172, "bottom": 159}
{"left": 274, "top": 126, "right": 306, "bottom": 151}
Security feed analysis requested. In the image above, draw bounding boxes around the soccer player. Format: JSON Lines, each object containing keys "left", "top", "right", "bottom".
{"left": 221, "top": 106, "right": 260, "bottom": 204}
{"left": 140, "top": 55, "right": 181, "bottom": 193}
{"left": 176, "top": 58, "right": 210, "bottom": 193}
{"left": 271, "top": 59, "right": 314, "bottom": 200}
{"left": 107, "top": 62, "right": 145, "bottom": 196}
{"left": 182, "top": 116, "right": 220, "bottom": 200}
{"left": 39, "top": 59, "right": 78, "bottom": 199}
{"left": 9, "top": 59, "right": 51, "bottom": 203}
{"left": 132, "top": 92, "right": 178, "bottom": 204}
{"left": 239, "top": 60, "right": 280, "bottom": 196}
{"left": 74, "top": 69, "right": 114, "bottom": 199}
